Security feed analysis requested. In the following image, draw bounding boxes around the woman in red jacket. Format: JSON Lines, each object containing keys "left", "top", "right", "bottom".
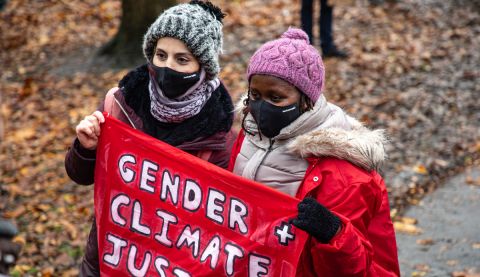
{"left": 229, "top": 28, "right": 400, "bottom": 276}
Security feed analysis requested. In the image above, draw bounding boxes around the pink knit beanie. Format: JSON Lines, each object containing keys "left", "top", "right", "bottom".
{"left": 247, "top": 27, "right": 325, "bottom": 103}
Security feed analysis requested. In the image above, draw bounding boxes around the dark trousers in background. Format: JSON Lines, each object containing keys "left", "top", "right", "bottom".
{"left": 0, "top": 0, "right": 7, "bottom": 11}
{"left": 301, "top": 0, "right": 333, "bottom": 52}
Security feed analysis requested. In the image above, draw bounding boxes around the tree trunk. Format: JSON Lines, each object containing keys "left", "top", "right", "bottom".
{"left": 99, "top": 0, "right": 176, "bottom": 67}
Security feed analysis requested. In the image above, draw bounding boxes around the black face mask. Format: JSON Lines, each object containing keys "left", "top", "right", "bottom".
{"left": 148, "top": 63, "right": 201, "bottom": 99}
{"left": 249, "top": 99, "right": 301, "bottom": 138}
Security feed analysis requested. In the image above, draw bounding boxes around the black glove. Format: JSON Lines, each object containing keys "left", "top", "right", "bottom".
{"left": 291, "top": 197, "right": 341, "bottom": 243}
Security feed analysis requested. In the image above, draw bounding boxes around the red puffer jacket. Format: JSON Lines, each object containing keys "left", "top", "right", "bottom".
{"left": 229, "top": 132, "right": 400, "bottom": 277}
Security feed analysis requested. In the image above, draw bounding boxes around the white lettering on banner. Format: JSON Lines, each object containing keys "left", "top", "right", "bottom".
{"left": 127, "top": 244, "right": 151, "bottom": 276}
{"left": 200, "top": 235, "right": 221, "bottom": 269}
{"left": 103, "top": 233, "right": 127, "bottom": 266}
{"left": 274, "top": 222, "right": 295, "bottom": 246}
{"left": 154, "top": 210, "right": 178, "bottom": 247}
{"left": 249, "top": 254, "right": 271, "bottom": 277}
{"left": 229, "top": 198, "right": 248, "bottom": 234}
{"left": 173, "top": 268, "right": 192, "bottom": 277}
{"left": 176, "top": 225, "right": 201, "bottom": 258}
{"left": 106, "top": 154, "right": 281, "bottom": 275}
{"left": 104, "top": 235, "right": 193, "bottom": 275}
{"left": 140, "top": 160, "right": 158, "bottom": 193}
{"left": 224, "top": 243, "right": 244, "bottom": 276}
{"left": 131, "top": 200, "right": 151, "bottom": 236}
{"left": 118, "top": 154, "right": 136, "bottom": 183}
{"left": 182, "top": 179, "right": 202, "bottom": 211}
{"left": 161, "top": 170, "right": 180, "bottom": 205}
{"left": 154, "top": 256, "right": 169, "bottom": 277}
{"left": 206, "top": 188, "right": 225, "bottom": 224}
{"left": 111, "top": 194, "right": 130, "bottom": 226}
{"left": 116, "top": 154, "right": 250, "bottom": 234}
{"left": 104, "top": 197, "right": 274, "bottom": 275}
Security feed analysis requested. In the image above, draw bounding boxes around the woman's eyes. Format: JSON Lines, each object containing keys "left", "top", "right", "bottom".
{"left": 176, "top": 57, "right": 189, "bottom": 64}
{"left": 270, "top": 95, "right": 282, "bottom": 102}
{"left": 250, "top": 91, "right": 283, "bottom": 102}
{"left": 156, "top": 52, "right": 166, "bottom": 60}
{"left": 155, "top": 52, "right": 190, "bottom": 64}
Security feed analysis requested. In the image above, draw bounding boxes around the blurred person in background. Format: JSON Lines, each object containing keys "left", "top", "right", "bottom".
{"left": 301, "top": 0, "right": 349, "bottom": 58}
{"left": 0, "top": 0, "right": 6, "bottom": 11}
{"left": 0, "top": 219, "right": 21, "bottom": 276}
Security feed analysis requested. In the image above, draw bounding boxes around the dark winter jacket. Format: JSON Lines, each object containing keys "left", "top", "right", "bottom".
{"left": 64, "top": 64, "right": 235, "bottom": 276}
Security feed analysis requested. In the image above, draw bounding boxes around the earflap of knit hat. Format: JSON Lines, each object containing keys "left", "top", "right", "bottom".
{"left": 143, "top": 2, "right": 225, "bottom": 79}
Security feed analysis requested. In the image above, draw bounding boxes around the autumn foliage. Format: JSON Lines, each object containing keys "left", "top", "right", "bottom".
{"left": 0, "top": 0, "right": 479, "bottom": 275}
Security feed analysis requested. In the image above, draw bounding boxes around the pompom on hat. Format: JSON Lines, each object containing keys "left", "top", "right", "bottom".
{"left": 143, "top": 1, "right": 225, "bottom": 80}
{"left": 247, "top": 27, "right": 325, "bottom": 102}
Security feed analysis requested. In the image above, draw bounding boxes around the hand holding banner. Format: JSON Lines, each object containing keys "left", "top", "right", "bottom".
{"left": 94, "top": 115, "right": 308, "bottom": 276}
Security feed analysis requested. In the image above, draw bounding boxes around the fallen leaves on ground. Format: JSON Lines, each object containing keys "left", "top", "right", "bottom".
{"left": 394, "top": 216, "right": 422, "bottom": 235}
{"left": 0, "top": 0, "right": 479, "bottom": 274}
{"left": 452, "top": 272, "right": 480, "bottom": 277}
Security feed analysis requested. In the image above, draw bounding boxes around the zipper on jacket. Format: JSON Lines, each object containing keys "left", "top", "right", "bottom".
{"left": 253, "top": 139, "right": 275, "bottom": 180}
{"left": 268, "top": 139, "right": 275, "bottom": 151}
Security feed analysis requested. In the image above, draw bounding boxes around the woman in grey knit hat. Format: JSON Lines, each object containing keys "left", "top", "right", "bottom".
{"left": 64, "top": 1, "right": 234, "bottom": 275}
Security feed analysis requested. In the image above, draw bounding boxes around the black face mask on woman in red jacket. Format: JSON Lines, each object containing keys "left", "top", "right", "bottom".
{"left": 249, "top": 99, "right": 301, "bottom": 138}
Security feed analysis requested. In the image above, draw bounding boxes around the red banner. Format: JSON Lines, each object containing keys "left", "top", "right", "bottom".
{"left": 94, "top": 115, "right": 308, "bottom": 276}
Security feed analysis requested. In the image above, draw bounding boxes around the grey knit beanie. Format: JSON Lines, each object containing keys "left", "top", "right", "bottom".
{"left": 143, "top": 1, "right": 225, "bottom": 80}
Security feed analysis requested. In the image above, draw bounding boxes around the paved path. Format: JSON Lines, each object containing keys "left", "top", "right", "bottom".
{"left": 397, "top": 167, "right": 480, "bottom": 276}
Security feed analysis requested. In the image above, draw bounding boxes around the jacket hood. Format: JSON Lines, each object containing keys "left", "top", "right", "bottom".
{"left": 287, "top": 118, "right": 387, "bottom": 171}
{"left": 237, "top": 93, "right": 387, "bottom": 171}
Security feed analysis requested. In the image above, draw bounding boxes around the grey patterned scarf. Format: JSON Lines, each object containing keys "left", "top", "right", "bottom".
{"left": 148, "top": 69, "right": 220, "bottom": 123}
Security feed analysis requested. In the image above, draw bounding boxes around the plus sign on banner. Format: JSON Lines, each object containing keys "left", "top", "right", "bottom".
{"left": 94, "top": 115, "right": 309, "bottom": 276}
